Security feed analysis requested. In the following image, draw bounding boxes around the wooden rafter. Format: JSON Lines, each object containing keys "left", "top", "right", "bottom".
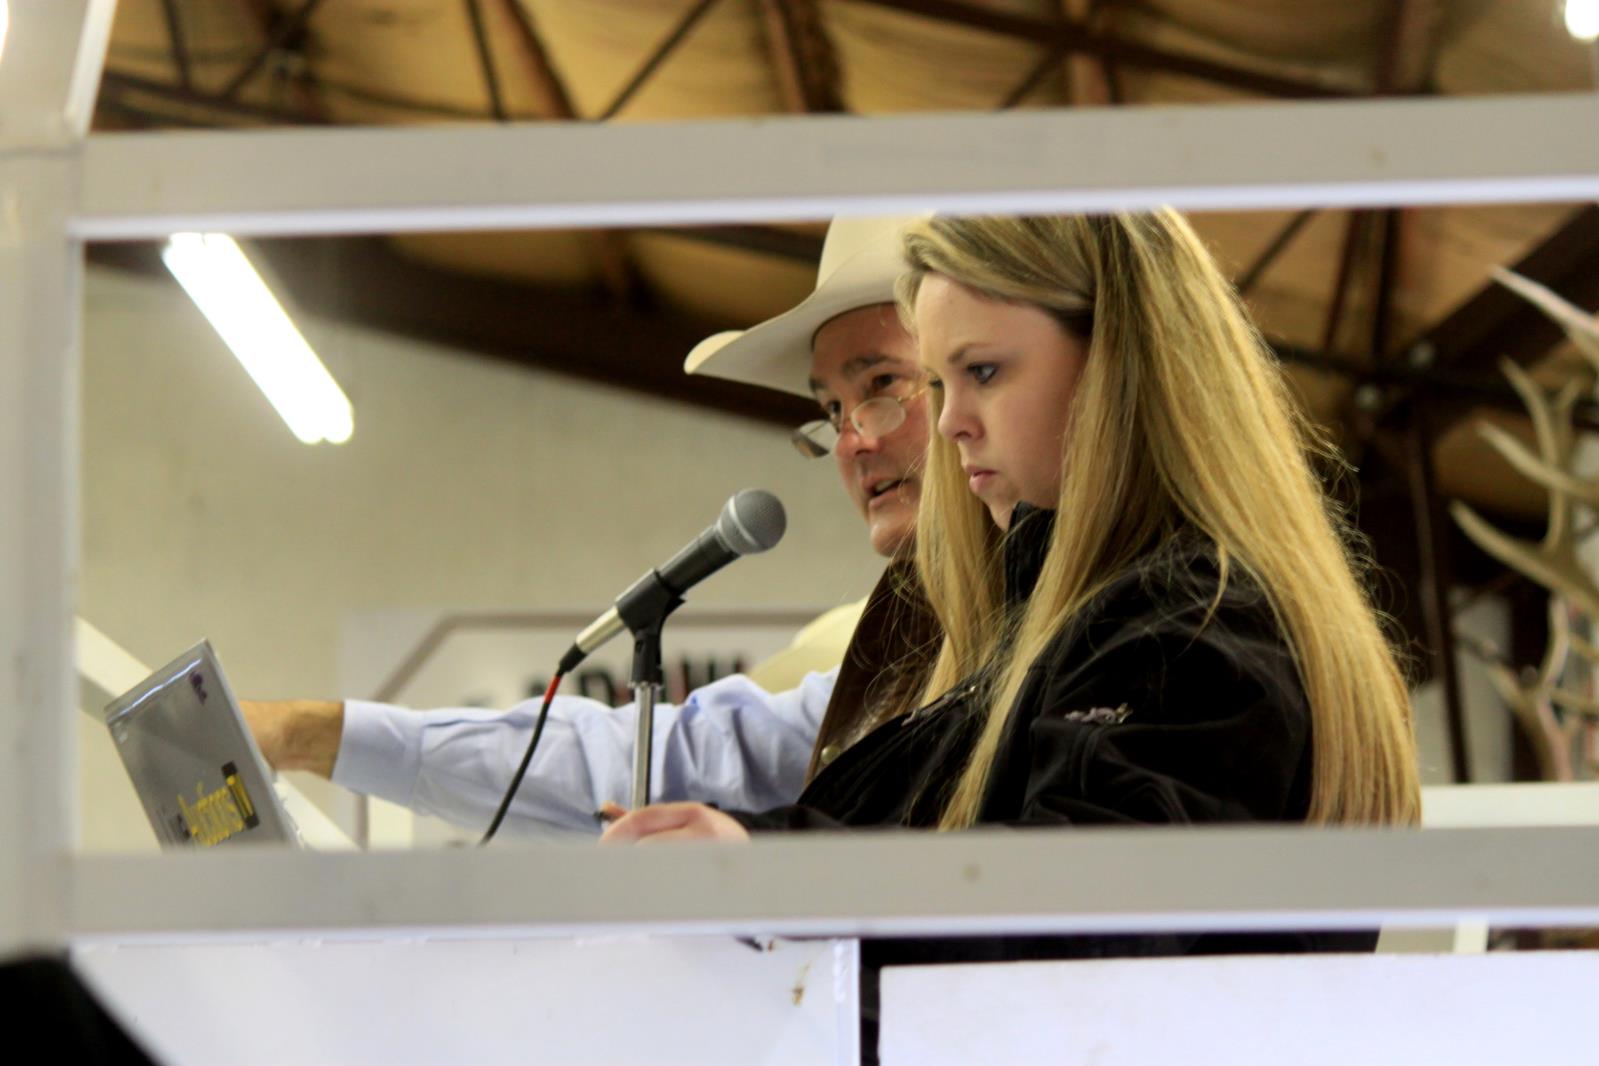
{"left": 600, "top": 0, "right": 724, "bottom": 121}
{"left": 1320, "top": 212, "right": 1370, "bottom": 357}
{"left": 638, "top": 225, "right": 822, "bottom": 263}
{"left": 495, "top": 0, "right": 579, "bottom": 119}
{"left": 464, "top": 0, "right": 509, "bottom": 121}
{"left": 1000, "top": 50, "right": 1064, "bottom": 109}
{"left": 227, "top": 0, "right": 331, "bottom": 122}
{"left": 1058, "top": 0, "right": 1114, "bottom": 107}
{"left": 758, "top": 0, "right": 843, "bottom": 113}
{"left": 1368, "top": 209, "right": 1402, "bottom": 362}
{"left": 219, "top": 0, "right": 327, "bottom": 102}
{"left": 99, "top": 69, "right": 334, "bottom": 126}
{"left": 1375, "top": 0, "right": 1445, "bottom": 95}
{"left": 847, "top": 0, "right": 1357, "bottom": 99}
{"left": 1235, "top": 210, "right": 1316, "bottom": 296}
{"left": 159, "top": 0, "right": 192, "bottom": 89}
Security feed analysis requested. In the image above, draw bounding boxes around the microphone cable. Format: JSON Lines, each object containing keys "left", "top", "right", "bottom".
{"left": 478, "top": 672, "right": 563, "bottom": 846}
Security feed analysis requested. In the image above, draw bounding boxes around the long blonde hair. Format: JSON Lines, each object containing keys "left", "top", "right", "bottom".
{"left": 895, "top": 211, "right": 1419, "bottom": 830}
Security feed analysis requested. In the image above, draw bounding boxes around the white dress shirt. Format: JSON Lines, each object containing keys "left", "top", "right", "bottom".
{"left": 333, "top": 669, "right": 837, "bottom": 836}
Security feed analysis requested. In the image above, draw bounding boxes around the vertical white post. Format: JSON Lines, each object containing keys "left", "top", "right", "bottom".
{"left": 0, "top": 0, "right": 115, "bottom": 955}
{"left": 0, "top": 154, "right": 81, "bottom": 956}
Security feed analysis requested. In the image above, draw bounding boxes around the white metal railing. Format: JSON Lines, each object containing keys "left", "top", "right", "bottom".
{"left": 8, "top": 1, "right": 1599, "bottom": 958}
{"left": 62, "top": 824, "right": 1599, "bottom": 943}
{"left": 74, "top": 93, "right": 1599, "bottom": 241}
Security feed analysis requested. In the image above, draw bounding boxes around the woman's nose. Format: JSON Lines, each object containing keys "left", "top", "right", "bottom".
{"left": 937, "top": 392, "right": 974, "bottom": 441}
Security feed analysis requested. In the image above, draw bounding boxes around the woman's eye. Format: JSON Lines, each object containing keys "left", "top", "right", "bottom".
{"left": 969, "top": 363, "right": 998, "bottom": 385}
{"left": 821, "top": 401, "right": 843, "bottom": 425}
{"left": 868, "top": 372, "right": 900, "bottom": 394}
{"left": 924, "top": 376, "right": 944, "bottom": 392}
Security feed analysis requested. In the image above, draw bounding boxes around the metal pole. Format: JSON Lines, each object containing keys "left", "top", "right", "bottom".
{"left": 631, "top": 682, "right": 658, "bottom": 810}
{"left": 1405, "top": 402, "right": 1473, "bottom": 782}
{"left": 627, "top": 616, "right": 668, "bottom": 810}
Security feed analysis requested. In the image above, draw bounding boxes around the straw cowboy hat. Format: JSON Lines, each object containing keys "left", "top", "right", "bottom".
{"left": 683, "top": 214, "right": 929, "bottom": 398}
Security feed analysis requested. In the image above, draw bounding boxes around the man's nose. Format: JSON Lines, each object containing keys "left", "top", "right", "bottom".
{"left": 835, "top": 402, "right": 888, "bottom": 458}
{"left": 836, "top": 418, "right": 882, "bottom": 460}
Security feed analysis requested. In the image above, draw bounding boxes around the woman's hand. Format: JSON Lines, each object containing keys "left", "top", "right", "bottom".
{"left": 597, "top": 801, "right": 751, "bottom": 845}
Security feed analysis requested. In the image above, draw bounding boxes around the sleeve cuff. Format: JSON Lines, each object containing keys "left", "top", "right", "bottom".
{"left": 330, "top": 699, "right": 426, "bottom": 808}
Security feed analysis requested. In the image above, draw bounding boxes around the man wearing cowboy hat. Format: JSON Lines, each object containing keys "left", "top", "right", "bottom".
{"left": 244, "top": 215, "right": 935, "bottom": 835}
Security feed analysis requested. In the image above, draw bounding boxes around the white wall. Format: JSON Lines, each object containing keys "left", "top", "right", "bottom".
{"left": 78, "top": 265, "right": 883, "bottom": 848}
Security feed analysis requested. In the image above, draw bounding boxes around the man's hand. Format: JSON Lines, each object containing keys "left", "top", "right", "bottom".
{"left": 239, "top": 699, "right": 344, "bottom": 778}
{"left": 598, "top": 801, "right": 751, "bottom": 845}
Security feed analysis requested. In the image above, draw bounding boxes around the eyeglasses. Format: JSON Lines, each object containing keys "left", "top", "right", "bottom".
{"left": 790, "top": 383, "right": 924, "bottom": 458}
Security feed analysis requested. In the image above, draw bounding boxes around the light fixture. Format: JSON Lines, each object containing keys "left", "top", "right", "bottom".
{"left": 162, "top": 233, "right": 354, "bottom": 445}
{"left": 1568, "top": 0, "right": 1599, "bottom": 42}
{"left": 0, "top": 1, "right": 10, "bottom": 67}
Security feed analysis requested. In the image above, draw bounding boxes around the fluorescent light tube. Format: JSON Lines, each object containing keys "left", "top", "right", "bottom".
{"left": 0, "top": 1, "right": 10, "bottom": 66}
{"left": 1569, "top": 0, "right": 1599, "bottom": 41}
{"left": 163, "top": 233, "right": 353, "bottom": 445}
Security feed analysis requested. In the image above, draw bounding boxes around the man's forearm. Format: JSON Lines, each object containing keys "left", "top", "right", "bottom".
{"left": 333, "top": 671, "right": 835, "bottom": 835}
{"left": 242, "top": 699, "right": 344, "bottom": 778}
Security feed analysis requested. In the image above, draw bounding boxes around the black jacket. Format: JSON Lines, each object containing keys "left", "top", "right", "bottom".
{"left": 730, "top": 506, "right": 1373, "bottom": 1063}
{"left": 740, "top": 504, "right": 1316, "bottom": 832}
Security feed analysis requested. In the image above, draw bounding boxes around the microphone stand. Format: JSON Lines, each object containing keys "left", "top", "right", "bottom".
{"left": 613, "top": 573, "right": 683, "bottom": 811}
{"left": 629, "top": 617, "right": 665, "bottom": 810}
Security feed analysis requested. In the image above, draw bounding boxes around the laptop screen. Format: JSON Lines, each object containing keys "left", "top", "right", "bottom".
{"left": 104, "top": 641, "right": 296, "bottom": 848}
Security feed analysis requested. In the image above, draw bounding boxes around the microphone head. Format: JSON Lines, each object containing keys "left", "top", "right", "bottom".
{"left": 717, "top": 489, "right": 786, "bottom": 555}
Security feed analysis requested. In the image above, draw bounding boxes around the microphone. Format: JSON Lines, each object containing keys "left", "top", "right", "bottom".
{"left": 557, "top": 489, "right": 787, "bottom": 675}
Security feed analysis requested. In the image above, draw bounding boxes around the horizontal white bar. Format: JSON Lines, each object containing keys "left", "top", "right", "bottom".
{"left": 1422, "top": 780, "right": 1599, "bottom": 826}
{"left": 75, "top": 937, "right": 857, "bottom": 1066}
{"left": 65, "top": 824, "right": 1599, "bottom": 942}
{"left": 880, "top": 951, "right": 1599, "bottom": 1066}
{"left": 75, "top": 93, "right": 1599, "bottom": 240}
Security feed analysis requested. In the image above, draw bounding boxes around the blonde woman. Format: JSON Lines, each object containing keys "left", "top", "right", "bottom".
{"left": 605, "top": 211, "right": 1420, "bottom": 1062}
{"left": 605, "top": 209, "right": 1417, "bottom": 842}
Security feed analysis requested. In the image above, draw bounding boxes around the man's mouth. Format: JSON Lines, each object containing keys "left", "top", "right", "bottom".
{"left": 866, "top": 477, "right": 907, "bottom": 501}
